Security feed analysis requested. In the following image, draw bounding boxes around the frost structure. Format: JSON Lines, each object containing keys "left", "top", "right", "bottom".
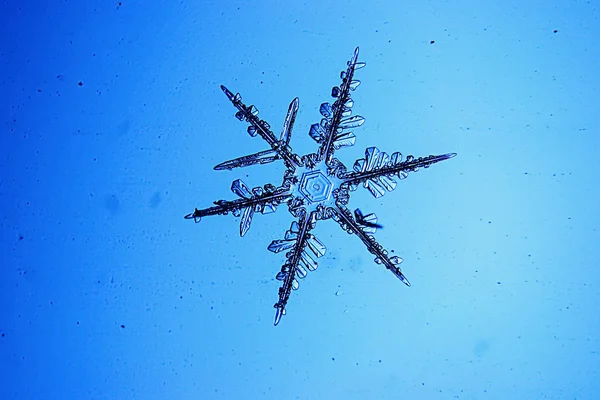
{"left": 185, "top": 47, "right": 456, "bottom": 325}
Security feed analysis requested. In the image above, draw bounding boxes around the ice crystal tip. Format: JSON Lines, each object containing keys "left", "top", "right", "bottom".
{"left": 184, "top": 209, "right": 201, "bottom": 223}
{"left": 274, "top": 307, "right": 285, "bottom": 326}
{"left": 220, "top": 85, "right": 234, "bottom": 100}
{"left": 186, "top": 47, "right": 455, "bottom": 325}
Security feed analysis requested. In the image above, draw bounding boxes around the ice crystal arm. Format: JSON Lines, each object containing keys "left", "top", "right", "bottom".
{"left": 279, "top": 96, "right": 298, "bottom": 146}
{"left": 214, "top": 148, "right": 281, "bottom": 171}
{"left": 184, "top": 179, "right": 292, "bottom": 236}
{"left": 219, "top": 86, "right": 302, "bottom": 170}
{"left": 342, "top": 147, "right": 456, "bottom": 197}
{"left": 268, "top": 211, "right": 325, "bottom": 325}
{"left": 332, "top": 204, "right": 410, "bottom": 286}
{"left": 308, "top": 47, "right": 366, "bottom": 167}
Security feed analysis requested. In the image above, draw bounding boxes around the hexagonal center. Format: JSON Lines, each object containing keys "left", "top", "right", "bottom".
{"left": 298, "top": 171, "right": 333, "bottom": 204}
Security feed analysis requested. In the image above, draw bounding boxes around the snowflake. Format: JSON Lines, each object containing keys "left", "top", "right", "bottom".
{"left": 185, "top": 47, "right": 456, "bottom": 325}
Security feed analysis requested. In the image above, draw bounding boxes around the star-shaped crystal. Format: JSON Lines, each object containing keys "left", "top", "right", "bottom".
{"left": 185, "top": 47, "right": 456, "bottom": 325}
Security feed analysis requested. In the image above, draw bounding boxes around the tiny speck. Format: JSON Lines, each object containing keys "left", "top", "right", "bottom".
{"left": 497, "top": 281, "right": 501, "bottom": 285}
{"left": 78, "top": 81, "right": 83, "bottom": 86}
{"left": 120, "top": 324, "right": 125, "bottom": 328}
{"left": 331, "top": 357, "right": 335, "bottom": 361}
{"left": 553, "top": 29, "right": 558, "bottom": 33}
{"left": 430, "top": 40, "right": 435, "bottom": 44}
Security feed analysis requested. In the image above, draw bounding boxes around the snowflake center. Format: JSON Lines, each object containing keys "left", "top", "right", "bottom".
{"left": 298, "top": 170, "right": 333, "bottom": 204}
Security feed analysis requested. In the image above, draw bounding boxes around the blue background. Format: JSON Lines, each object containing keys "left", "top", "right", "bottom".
{"left": 2, "top": 1, "right": 599, "bottom": 399}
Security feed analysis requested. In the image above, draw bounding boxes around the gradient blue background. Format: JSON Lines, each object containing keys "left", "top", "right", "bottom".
{"left": 2, "top": 1, "right": 599, "bottom": 399}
